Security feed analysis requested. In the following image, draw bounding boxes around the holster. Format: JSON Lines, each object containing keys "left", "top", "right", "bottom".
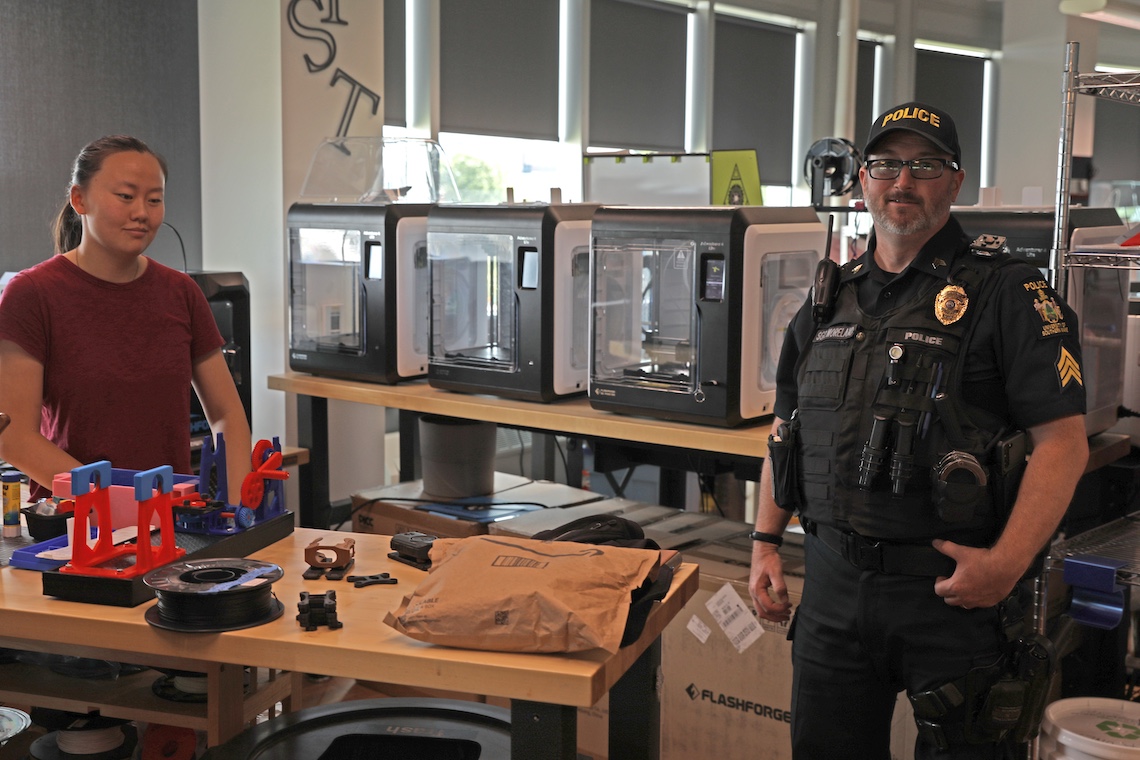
{"left": 909, "top": 629, "right": 1055, "bottom": 749}
{"left": 989, "top": 429, "right": 1028, "bottom": 524}
{"left": 768, "top": 414, "right": 802, "bottom": 511}
{"left": 910, "top": 660, "right": 1007, "bottom": 750}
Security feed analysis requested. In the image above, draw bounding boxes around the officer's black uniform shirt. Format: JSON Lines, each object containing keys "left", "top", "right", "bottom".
{"left": 773, "top": 216, "right": 1086, "bottom": 431}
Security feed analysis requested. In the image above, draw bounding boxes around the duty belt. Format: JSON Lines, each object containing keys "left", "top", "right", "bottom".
{"left": 806, "top": 520, "right": 957, "bottom": 577}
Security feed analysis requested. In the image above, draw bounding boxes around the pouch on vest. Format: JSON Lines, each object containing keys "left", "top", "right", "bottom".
{"left": 990, "top": 430, "right": 1027, "bottom": 525}
{"left": 769, "top": 414, "right": 803, "bottom": 511}
{"left": 932, "top": 451, "right": 988, "bottom": 523}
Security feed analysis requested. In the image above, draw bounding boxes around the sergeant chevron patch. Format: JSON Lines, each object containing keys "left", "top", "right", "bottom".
{"left": 1057, "top": 345, "right": 1083, "bottom": 388}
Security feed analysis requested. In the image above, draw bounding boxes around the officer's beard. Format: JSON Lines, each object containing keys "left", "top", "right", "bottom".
{"left": 866, "top": 184, "right": 957, "bottom": 237}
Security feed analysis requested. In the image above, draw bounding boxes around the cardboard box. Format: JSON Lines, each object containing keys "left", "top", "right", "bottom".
{"left": 642, "top": 511, "right": 752, "bottom": 550}
{"left": 351, "top": 472, "right": 531, "bottom": 538}
{"left": 350, "top": 474, "right": 603, "bottom": 539}
{"left": 660, "top": 540, "right": 916, "bottom": 760}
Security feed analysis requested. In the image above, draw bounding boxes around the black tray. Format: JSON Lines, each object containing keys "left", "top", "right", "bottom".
{"left": 40, "top": 511, "right": 295, "bottom": 607}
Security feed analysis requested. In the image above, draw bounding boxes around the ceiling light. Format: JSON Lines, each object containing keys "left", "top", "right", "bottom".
{"left": 1059, "top": 0, "right": 1140, "bottom": 31}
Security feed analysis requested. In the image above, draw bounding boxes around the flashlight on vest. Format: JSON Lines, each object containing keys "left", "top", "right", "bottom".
{"left": 858, "top": 414, "right": 892, "bottom": 490}
{"left": 890, "top": 415, "right": 917, "bottom": 495}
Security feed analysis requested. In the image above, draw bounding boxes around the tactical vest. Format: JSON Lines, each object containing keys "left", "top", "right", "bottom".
{"left": 794, "top": 241, "right": 1018, "bottom": 544}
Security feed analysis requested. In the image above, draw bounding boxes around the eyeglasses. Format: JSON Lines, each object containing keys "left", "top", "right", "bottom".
{"left": 865, "top": 158, "right": 960, "bottom": 180}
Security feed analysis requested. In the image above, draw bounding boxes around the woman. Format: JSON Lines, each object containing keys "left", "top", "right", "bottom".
{"left": 0, "top": 135, "right": 251, "bottom": 502}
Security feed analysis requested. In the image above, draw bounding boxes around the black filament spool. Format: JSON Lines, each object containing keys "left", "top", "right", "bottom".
{"left": 143, "top": 558, "right": 285, "bottom": 633}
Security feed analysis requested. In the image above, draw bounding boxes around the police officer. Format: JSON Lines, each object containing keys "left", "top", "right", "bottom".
{"left": 748, "top": 102, "right": 1089, "bottom": 759}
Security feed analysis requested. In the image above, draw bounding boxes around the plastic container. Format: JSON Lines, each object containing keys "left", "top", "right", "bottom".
{"left": 21, "top": 499, "right": 72, "bottom": 541}
{"left": 2, "top": 470, "right": 22, "bottom": 538}
{"left": 1039, "top": 697, "right": 1140, "bottom": 759}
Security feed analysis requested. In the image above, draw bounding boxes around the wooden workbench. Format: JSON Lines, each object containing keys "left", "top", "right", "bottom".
{"left": 0, "top": 528, "right": 698, "bottom": 758}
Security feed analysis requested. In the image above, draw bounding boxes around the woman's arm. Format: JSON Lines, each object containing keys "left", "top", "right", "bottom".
{"left": 191, "top": 348, "right": 252, "bottom": 505}
{"left": 0, "top": 340, "right": 83, "bottom": 489}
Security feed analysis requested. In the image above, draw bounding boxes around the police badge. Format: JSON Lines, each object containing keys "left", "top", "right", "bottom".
{"left": 935, "top": 284, "right": 968, "bottom": 325}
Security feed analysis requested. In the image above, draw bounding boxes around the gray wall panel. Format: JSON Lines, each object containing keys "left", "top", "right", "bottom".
{"left": 711, "top": 16, "right": 796, "bottom": 187}
{"left": 0, "top": 0, "right": 200, "bottom": 275}
{"left": 1094, "top": 98, "right": 1140, "bottom": 184}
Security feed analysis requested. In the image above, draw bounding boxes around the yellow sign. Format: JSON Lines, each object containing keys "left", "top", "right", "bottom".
{"left": 710, "top": 150, "right": 762, "bottom": 206}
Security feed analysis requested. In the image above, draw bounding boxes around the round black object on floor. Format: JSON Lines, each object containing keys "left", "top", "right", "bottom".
{"left": 198, "top": 698, "right": 511, "bottom": 760}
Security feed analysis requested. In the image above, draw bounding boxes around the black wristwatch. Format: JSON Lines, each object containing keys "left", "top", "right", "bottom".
{"left": 749, "top": 531, "right": 784, "bottom": 547}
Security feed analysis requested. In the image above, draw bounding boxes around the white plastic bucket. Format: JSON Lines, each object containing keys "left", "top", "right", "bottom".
{"left": 1039, "top": 698, "right": 1140, "bottom": 760}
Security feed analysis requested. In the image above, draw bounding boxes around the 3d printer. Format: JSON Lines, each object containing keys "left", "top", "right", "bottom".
{"left": 588, "top": 206, "right": 825, "bottom": 427}
{"left": 189, "top": 271, "right": 251, "bottom": 441}
{"left": 426, "top": 203, "right": 599, "bottom": 402}
{"left": 287, "top": 137, "right": 459, "bottom": 383}
{"left": 288, "top": 202, "right": 432, "bottom": 383}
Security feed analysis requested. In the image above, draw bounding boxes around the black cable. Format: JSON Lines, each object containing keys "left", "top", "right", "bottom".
{"left": 707, "top": 477, "right": 725, "bottom": 517}
{"left": 516, "top": 429, "right": 526, "bottom": 477}
{"left": 162, "top": 220, "right": 188, "bottom": 273}
{"left": 553, "top": 436, "right": 570, "bottom": 481}
{"left": 334, "top": 496, "right": 383, "bottom": 531}
{"left": 687, "top": 453, "right": 726, "bottom": 517}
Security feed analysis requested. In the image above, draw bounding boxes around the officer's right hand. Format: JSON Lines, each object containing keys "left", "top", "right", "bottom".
{"left": 749, "top": 545, "right": 793, "bottom": 622}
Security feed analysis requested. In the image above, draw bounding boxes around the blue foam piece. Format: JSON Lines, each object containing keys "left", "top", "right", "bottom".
{"left": 7, "top": 531, "right": 96, "bottom": 572}
{"left": 1070, "top": 587, "right": 1126, "bottom": 630}
{"left": 1063, "top": 554, "right": 1127, "bottom": 593}
{"left": 1063, "top": 554, "right": 1128, "bottom": 630}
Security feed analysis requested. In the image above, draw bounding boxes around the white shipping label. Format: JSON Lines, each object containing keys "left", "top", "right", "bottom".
{"left": 686, "top": 614, "right": 712, "bottom": 644}
{"left": 705, "top": 582, "right": 763, "bottom": 653}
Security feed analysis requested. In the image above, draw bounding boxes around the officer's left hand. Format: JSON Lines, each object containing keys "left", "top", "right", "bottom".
{"left": 930, "top": 539, "right": 1021, "bottom": 610}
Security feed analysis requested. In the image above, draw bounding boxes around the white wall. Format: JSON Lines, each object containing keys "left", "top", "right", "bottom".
{"left": 198, "top": 0, "right": 391, "bottom": 507}
{"left": 994, "top": 2, "right": 1101, "bottom": 206}
{"left": 279, "top": 1, "right": 391, "bottom": 502}
{"left": 1100, "top": 24, "right": 1140, "bottom": 68}
{"left": 197, "top": 0, "right": 287, "bottom": 447}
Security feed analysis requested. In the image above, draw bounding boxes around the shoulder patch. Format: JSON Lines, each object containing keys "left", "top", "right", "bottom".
{"left": 1057, "top": 344, "right": 1083, "bottom": 389}
{"left": 1020, "top": 276, "right": 1070, "bottom": 339}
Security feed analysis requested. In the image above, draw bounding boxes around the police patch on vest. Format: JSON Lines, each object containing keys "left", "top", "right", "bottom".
{"left": 885, "top": 327, "right": 960, "bottom": 353}
{"left": 1057, "top": 345, "right": 1083, "bottom": 389}
{"left": 813, "top": 324, "right": 859, "bottom": 342}
{"left": 934, "top": 284, "right": 968, "bottom": 325}
{"left": 1022, "top": 277, "right": 1070, "bottom": 338}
